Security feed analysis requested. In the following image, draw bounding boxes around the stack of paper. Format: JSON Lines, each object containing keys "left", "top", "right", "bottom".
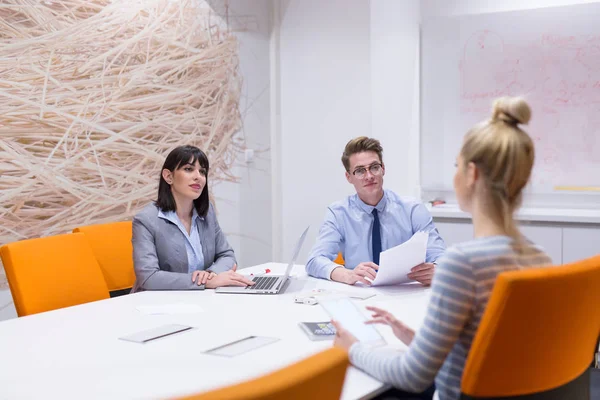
{"left": 371, "top": 231, "right": 429, "bottom": 286}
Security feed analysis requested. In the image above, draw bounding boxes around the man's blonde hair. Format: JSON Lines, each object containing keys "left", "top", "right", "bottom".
{"left": 460, "top": 96, "right": 534, "bottom": 238}
{"left": 341, "top": 136, "right": 383, "bottom": 171}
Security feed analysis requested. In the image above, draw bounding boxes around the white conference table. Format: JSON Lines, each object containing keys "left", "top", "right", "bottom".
{"left": 0, "top": 262, "right": 431, "bottom": 400}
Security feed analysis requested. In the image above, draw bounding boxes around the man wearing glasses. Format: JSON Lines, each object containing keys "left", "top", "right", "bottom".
{"left": 306, "top": 136, "right": 446, "bottom": 286}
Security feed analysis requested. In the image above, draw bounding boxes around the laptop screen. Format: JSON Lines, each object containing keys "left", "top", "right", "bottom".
{"left": 281, "top": 226, "right": 310, "bottom": 279}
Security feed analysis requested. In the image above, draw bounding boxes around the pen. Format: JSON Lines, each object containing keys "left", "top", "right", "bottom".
{"left": 250, "top": 268, "right": 271, "bottom": 277}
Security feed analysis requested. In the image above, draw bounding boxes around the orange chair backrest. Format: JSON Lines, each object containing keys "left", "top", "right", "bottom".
{"left": 178, "top": 347, "right": 349, "bottom": 400}
{"left": 73, "top": 221, "right": 134, "bottom": 292}
{"left": 0, "top": 233, "right": 110, "bottom": 317}
{"left": 462, "top": 254, "right": 600, "bottom": 397}
{"left": 334, "top": 252, "right": 345, "bottom": 266}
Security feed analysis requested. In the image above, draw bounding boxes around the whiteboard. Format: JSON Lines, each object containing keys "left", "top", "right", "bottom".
{"left": 421, "top": 3, "right": 600, "bottom": 202}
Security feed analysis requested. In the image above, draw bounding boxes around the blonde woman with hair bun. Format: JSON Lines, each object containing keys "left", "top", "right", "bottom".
{"left": 331, "top": 97, "right": 552, "bottom": 400}
{"left": 455, "top": 96, "right": 534, "bottom": 240}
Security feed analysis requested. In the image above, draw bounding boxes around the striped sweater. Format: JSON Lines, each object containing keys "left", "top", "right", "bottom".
{"left": 349, "top": 235, "right": 552, "bottom": 400}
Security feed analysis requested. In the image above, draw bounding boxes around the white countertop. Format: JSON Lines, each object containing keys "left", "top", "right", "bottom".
{"left": 429, "top": 203, "right": 600, "bottom": 224}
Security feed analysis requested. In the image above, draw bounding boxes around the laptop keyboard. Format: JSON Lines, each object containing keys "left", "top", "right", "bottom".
{"left": 248, "top": 276, "right": 279, "bottom": 291}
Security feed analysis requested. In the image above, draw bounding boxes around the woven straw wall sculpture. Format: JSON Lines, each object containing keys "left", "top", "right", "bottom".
{"left": 0, "top": 0, "right": 243, "bottom": 287}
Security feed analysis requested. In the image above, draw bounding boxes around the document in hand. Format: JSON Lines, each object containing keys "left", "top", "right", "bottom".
{"left": 371, "top": 231, "right": 429, "bottom": 286}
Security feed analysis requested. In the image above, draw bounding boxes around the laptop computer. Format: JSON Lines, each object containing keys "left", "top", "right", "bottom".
{"left": 216, "top": 226, "right": 309, "bottom": 295}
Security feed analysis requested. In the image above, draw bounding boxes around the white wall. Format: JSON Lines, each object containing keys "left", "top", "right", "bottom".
{"left": 279, "top": 0, "right": 372, "bottom": 262}
{"left": 370, "top": 0, "right": 421, "bottom": 200}
{"left": 213, "top": 0, "right": 273, "bottom": 269}
{"left": 278, "top": 0, "right": 422, "bottom": 263}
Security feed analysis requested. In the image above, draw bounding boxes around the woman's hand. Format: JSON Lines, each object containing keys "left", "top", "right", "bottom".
{"left": 365, "top": 306, "right": 415, "bottom": 346}
{"left": 191, "top": 270, "right": 216, "bottom": 286}
{"left": 205, "top": 264, "right": 255, "bottom": 289}
{"left": 331, "top": 320, "right": 358, "bottom": 352}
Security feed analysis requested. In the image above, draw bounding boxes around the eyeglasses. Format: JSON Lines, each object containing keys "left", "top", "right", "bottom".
{"left": 352, "top": 163, "right": 383, "bottom": 179}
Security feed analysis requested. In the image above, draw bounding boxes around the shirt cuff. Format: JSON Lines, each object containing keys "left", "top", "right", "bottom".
{"left": 325, "top": 263, "right": 342, "bottom": 280}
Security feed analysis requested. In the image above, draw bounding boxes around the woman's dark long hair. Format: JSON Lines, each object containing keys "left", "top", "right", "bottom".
{"left": 156, "top": 145, "right": 210, "bottom": 217}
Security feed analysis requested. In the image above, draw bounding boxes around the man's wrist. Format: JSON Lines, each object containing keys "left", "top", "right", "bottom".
{"left": 330, "top": 266, "right": 347, "bottom": 282}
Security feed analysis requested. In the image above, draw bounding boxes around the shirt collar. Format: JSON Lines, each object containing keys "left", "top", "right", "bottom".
{"left": 353, "top": 190, "right": 387, "bottom": 214}
{"left": 158, "top": 207, "right": 201, "bottom": 224}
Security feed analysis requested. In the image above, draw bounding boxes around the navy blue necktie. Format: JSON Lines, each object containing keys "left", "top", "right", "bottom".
{"left": 372, "top": 209, "right": 381, "bottom": 265}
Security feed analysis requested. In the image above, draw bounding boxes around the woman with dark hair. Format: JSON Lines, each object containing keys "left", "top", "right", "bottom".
{"left": 131, "top": 145, "right": 254, "bottom": 292}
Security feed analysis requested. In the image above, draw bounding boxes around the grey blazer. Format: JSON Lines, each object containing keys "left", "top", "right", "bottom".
{"left": 131, "top": 203, "right": 236, "bottom": 292}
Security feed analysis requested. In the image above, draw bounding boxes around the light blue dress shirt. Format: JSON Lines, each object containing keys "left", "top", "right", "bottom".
{"left": 306, "top": 190, "right": 446, "bottom": 280}
{"left": 158, "top": 208, "right": 205, "bottom": 274}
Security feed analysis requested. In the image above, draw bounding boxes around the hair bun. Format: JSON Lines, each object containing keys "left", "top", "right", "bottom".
{"left": 491, "top": 96, "right": 531, "bottom": 125}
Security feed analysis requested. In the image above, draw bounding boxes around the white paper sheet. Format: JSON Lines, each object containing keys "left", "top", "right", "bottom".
{"left": 371, "top": 231, "right": 429, "bottom": 286}
{"left": 135, "top": 303, "right": 204, "bottom": 315}
{"left": 294, "top": 288, "right": 376, "bottom": 305}
{"left": 204, "top": 336, "right": 280, "bottom": 357}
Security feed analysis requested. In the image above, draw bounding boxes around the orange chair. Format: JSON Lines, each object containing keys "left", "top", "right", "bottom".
{"left": 461, "top": 255, "right": 600, "bottom": 399}
{"left": 73, "top": 221, "right": 135, "bottom": 295}
{"left": 178, "top": 347, "right": 349, "bottom": 400}
{"left": 0, "top": 233, "right": 110, "bottom": 317}
{"left": 334, "top": 252, "right": 345, "bottom": 266}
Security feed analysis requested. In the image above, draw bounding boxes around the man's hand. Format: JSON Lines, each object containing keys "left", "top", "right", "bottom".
{"left": 330, "top": 262, "right": 378, "bottom": 285}
{"left": 205, "top": 264, "right": 255, "bottom": 289}
{"left": 407, "top": 262, "right": 435, "bottom": 286}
